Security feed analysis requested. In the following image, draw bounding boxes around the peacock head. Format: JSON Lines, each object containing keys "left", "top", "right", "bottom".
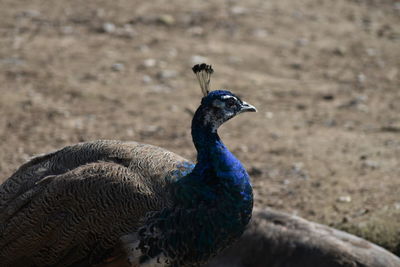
{"left": 192, "top": 64, "right": 257, "bottom": 132}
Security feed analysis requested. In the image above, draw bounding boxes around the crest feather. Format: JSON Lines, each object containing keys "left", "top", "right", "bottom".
{"left": 192, "top": 63, "right": 213, "bottom": 96}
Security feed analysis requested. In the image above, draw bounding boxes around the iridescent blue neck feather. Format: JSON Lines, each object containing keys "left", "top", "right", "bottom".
{"left": 137, "top": 99, "right": 253, "bottom": 266}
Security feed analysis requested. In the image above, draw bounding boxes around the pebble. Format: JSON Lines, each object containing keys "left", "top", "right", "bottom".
{"left": 295, "top": 38, "right": 309, "bottom": 46}
{"left": 366, "top": 48, "right": 378, "bottom": 56}
{"left": 102, "top": 22, "right": 116, "bottom": 33}
{"left": 230, "top": 6, "right": 248, "bottom": 15}
{"left": 322, "top": 94, "right": 334, "bottom": 101}
{"left": 361, "top": 160, "right": 380, "bottom": 169}
{"left": 324, "top": 119, "right": 336, "bottom": 127}
{"left": 290, "top": 63, "right": 302, "bottom": 70}
{"left": 337, "top": 196, "right": 352, "bottom": 203}
{"left": 156, "top": 14, "right": 175, "bottom": 26}
{"left": 357, "top": 73, "right": 366, "bottom": 83}
{"left": 111, "top": 63, "right": 125, "bottom": 72}
{"left": 0, "top": 57, "right": 25, "bottom": 65}
{"left": 142, "top": 75, "right": 152, "bottom": 84}
{"left": 333, "top": 46, "right": 346, "bottom": 56}
{"left": 143, "top": 58, "right": 157, "bottom": 68}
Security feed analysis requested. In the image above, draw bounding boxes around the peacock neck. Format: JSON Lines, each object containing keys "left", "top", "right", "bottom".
{"left": 191, "top": 108, "right": 224, "bottom": 170}
{"left": 190, "top": 107, "right": 250, "bottom": 189}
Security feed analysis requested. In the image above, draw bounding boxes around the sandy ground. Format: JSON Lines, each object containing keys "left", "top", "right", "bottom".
{"left": 0, "top": 0, "right": 399, "bottom": 254}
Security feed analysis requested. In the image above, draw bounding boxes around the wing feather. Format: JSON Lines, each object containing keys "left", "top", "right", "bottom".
{"left": 0, "top": 140, "right": 190, "bottom": 266}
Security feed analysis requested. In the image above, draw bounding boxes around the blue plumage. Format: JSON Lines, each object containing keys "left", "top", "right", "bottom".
{"left": 137, "top": 65, "right": 256, "bottom": 266}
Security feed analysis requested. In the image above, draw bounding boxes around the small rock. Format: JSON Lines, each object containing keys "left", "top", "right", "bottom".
{"left": 333, "top": 46, "right": 346, "bottom": 56}
{"left": 354, "top": 208, "right": 369, "bottom": 216}
{"left": 296, "top": 104, "right": 307, "bottom": 110}
{"left": 366, "top": 48, "right": 377, "bottom": 56}
{"left": 337, "top": 196, "right": 352, "bottom": 203}
{"left": 362, "top": 160, "right": 380, "bottom": 169}
{"left": 0, "top": 57, "right": 25, "bottom": 66}
{"left": 292, "top": 162, "right": 304, "bottom": 171}
{"left": 324, "top": 119, "right": 336, "bottom": 127}
{"left": 137, "top": 45, "right": 150, "bottom": 53}
{"left": 156, "top": 14, "right": 175, "bottom": 26}
{"left": 290, "top": 63, "right": 302, "bottom": 70}
{"left": 230, "top": 6, "right": 248, "bottom": 15}
{"left": 342, "top": 216, "right": 350, "bottom": 223}
{"left": 322, "top": 94, "right": 334, "bottom": 101}
{"left": 191, "top": 55, "right": 208, "bottom": 65}
{"left": 381, "top": 126, "right": 400, "bottom": 133}
{"left": 295, "top": 38, "right": 309, "bottom": 46}
{"left": 102, "top": 22, "right": 116, "bottom": 33}
{"left": 111, "top": 63, "right": 125, "bottom": 72}
{"left": 142, "top": 75, "right": 152, "bottom": 84}
{"left": 143, "top": 58, "right": 157, "bottom": 68}
{"left": 357, "top": 73, "right": 366, "bottom": 83}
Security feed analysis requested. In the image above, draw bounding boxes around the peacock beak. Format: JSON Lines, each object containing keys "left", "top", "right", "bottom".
{"left": 239, "top": 101, "right": 257, "bottom": 113}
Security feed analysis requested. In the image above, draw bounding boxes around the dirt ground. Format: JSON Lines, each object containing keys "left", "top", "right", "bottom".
{"left": 0, "top": 0, "right": 399, "bottom": 255}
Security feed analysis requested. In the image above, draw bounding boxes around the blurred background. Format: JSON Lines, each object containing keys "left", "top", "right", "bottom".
{"left": 0, "top": 0, "right": 399, "bottom": 255}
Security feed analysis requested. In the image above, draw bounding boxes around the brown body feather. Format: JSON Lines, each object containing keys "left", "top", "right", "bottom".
{"left": 0, "top": 140, "right": 187, "bottom": 266}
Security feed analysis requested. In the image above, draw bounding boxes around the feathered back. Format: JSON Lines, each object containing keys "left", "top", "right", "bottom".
{"left": 0, "top": 140, "right": 189, "bottom": 266}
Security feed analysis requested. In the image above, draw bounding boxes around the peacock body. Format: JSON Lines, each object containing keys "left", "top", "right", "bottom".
{"left": 0, "top": 64, "right": 256, "bottom": 266}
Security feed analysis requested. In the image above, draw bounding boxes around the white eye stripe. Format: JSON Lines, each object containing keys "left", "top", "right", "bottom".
{"left": 221, "top": 95, "right": 237, "bottom": 101}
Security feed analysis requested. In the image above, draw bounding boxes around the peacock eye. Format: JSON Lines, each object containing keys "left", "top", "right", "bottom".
{"left": 225, "top": 98, "right": 236, "bottom": 108}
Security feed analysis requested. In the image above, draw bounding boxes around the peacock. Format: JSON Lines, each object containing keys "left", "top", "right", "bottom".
{"left": 0, "top": 63, "right": 257, "bottom": 266}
